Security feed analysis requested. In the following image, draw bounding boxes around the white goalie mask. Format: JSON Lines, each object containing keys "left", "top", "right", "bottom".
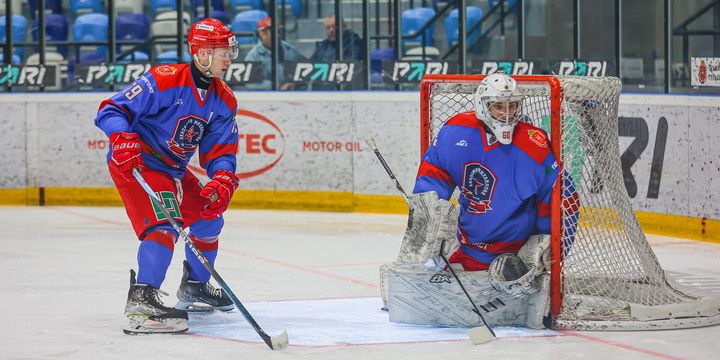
{"left": 473, "top": 73, "right": 524, "bottom": 145}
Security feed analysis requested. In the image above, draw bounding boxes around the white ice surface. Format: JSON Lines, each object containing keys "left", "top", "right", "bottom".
{"left": 1, "top": 206, "right": 719, "bottom": 360}
{"left": 188, "top": 297, "right": 558, "bottom": 347}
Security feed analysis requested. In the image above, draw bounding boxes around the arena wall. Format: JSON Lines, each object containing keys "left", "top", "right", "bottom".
{"left": 0, "top": 92, "right": 717, "bottom": 242}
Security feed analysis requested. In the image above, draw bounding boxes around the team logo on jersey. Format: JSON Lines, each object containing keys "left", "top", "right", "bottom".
{"left": 429, "top": 274, "right": 451, "bottom": 284}
{"left": 455, "top": 139, "right": 468, "bottom": 147}
{"left": 527, "top": 129, "right": 548, "bottom": 148}
{"left": 155, "top": 65, "right": 177, "bottom": 76}
{"left": 166, "top": 114, "right": 208, "bottom": 160}
{"left": 462, "top": 162, "right": 497, "bottom": 215}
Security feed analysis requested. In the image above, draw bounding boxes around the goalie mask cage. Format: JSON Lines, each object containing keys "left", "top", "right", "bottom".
{"left": 420, "top": 74, "right": 720, "bottom": 330}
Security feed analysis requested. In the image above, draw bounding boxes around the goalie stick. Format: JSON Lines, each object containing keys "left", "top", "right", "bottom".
{"left": 367, "top": 141, "right": 496, "bottom": 345}
{"left": 132, "top": 168, "right": 289, "bottom": 351}
{"left": 438, "top": 242, "right": 496, "bottom": 344}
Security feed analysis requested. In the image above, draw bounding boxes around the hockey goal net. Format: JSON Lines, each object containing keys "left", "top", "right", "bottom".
{"left": 420, "top": 74, "right": 720, "bottom": 330}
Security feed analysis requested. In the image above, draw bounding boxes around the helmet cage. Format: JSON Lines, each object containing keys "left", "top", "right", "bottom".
{"left": 473, "top": 75, "right": 525, "bottom": 145}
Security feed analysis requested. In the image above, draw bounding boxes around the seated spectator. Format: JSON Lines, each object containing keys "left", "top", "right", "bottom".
{"left": 310, "top": 14, "right": 364, "bottom": 62}
{"left": 244, "top": 16, "right": 304, "bottom": 90}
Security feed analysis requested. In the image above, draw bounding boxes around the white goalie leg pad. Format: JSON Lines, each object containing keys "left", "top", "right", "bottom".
{"left": 380, "top": 191, "right": 460, "bottom": 308}
{"left": 488, "top": 234, "right": 550, "bottom": 298}
{"left": 397, "top": 191, "right": 459, "bottom": 263}
{"left": 526, "top": 272, "right": 551, "bottom": 329}
{"left": 387, "top": 263, "right": 528, "bottom": 327}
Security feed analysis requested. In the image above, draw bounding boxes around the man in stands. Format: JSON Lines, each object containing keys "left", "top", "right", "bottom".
{"left": 244, "top": 16, "right": 304, "bottom": 90}
{"left": 94, "top": 18, "right": 240, "bottom": 335}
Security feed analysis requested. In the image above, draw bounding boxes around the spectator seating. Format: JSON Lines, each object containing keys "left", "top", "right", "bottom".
{"left": 445, "top": 6, "right": 483, "bottom": 51}
{"left": 29, "top": 0, "right": 63, "bottom": 18}
{"left": 402, "top": 46, "right": 440, "bottom": 61}
{"left": 72, "top": 13, "right": 108, "bottom": 64}
{"left": 116, "top": 0, "right": 144, "bottom": 15}
{"left": 151, "top": 11, "right": 192, "bottom": 55}
{"left": 0, "top": 0, "right": 22, "bottom": 16}
{"left": 157, "top": 50, "right": 191, "bottom": 64}
{"left": 401, "top": 7, "right": 435, "bottom": 50}
{"left": 150, "top": 0, "right": 177, "bottom": 17}
{"left": 370, "top": 47, "right": 395, "bottom": 83}
{"left": 0, "top": 53, "right": 21, "bottom": 64}
{"left": 26, "top": 51, "right": 65, "bottom": 65}
{"left": 116, "top": 13, "right": 150, "bottom": 62}
{"left": 279, "top": 0, "right": 302, "bottom": 17}
{"left": 70, "top": 0, "right": 104, "bottom": 18}
{"left": 32, "top": 14, "right": 69, "bottom": 56}
{"left": 0, "top": 14, "right": 27, "bottom": 59}
{"left": 192, "top": 0, "right": 226, "bottom": 12}
{"left": 231, "top": 0, "right": 263, "bottom": 13}
{"left": 195, "top": 10, "right": 231, "bottom": 25}
{"left": 231, "top": 10, "right": 268, "bottom": 45}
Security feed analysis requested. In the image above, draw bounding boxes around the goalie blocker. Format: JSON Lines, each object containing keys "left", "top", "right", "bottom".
{"left": 380, "top": 191, "right": 551, "bottom": 329}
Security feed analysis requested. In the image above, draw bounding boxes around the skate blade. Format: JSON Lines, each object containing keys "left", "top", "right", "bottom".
{"left": 176, "top": 300, "right": 234, "bottom": 313}
{"left": 124, "top": 315, "right": 188, "bottom": 335}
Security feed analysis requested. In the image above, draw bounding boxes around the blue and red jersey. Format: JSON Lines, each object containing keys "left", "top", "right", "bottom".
{"left": 414, "top": 112, "right": 577, "bottom": 270}
{"left": 95, "top": 64, "right": 239, "bottom": 179}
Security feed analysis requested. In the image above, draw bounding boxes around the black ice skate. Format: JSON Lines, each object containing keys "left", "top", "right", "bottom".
{"left": 123, "top": 269, "right": 189, "bottom": 335}
{"left": 176, "top": 260, "right": 235, "bottom": 312}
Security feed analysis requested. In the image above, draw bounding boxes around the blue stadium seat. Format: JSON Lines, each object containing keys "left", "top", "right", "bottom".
{"left": 401, "top": 7, "right": 435, "bottom": 50}
{"left": 70, "top": 0, "right": 104, "bottom": 18}
{"left": 29, "top": 0, "right": 63, "bottom": 18}
{"left": 445, "top": 7, "right": 483, "bottom": 51}
{"left": 116, "top": 13, "right": 150, "bottom": 62}
{"left": 0, "top": 53, "right": 21, "bottom": 65}
{"left": 370, "top": 47, "right": 394, "bottom": 83}
{"left": 196, "top": 10, "right": 231, "bottom": 25}
{"left": 32, "top": 14, "right": 69, "bottom": 56}
{"left": 192, "top": 0, "right": 226, "bottom": 12}
{"left": 232, "top": 10, "right": 268, "bottom": 45}
{"left": 279, "top": 0, "right": 302, "bottom": 17}
{"left": 150, "top": 0, "right": 177, "bottom": 17}
{"left": 0, "top": 15, "right": 27, "bottom": 59}
{"left": 72, "top": 13, "right": 108, "bottom": 64}
{"left": 231, "top": 0, "right": 263, "bottom": 13}
{"left": 157, "top": 51, "right": 191, "bottom": 64}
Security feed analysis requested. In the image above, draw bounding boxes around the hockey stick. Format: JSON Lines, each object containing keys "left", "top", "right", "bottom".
{"left": 438, "top": 241, "right": 496, "bottom": 344}
{"left": 132, "top": 168, "right": 289, "bottom": 351}
{"left": 365, "top": 138, "right": 409, "bottom": 202}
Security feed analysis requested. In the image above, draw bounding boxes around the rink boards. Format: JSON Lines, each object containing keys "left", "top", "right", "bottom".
{"left": 0, "top": 91, "right": 717, "bottom": 242}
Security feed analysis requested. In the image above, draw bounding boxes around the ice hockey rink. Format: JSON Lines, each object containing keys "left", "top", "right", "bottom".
{"left": 1, "top": 206, "right": 718, "bottom": 360}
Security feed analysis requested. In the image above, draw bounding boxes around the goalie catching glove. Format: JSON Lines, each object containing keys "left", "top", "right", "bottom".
{"left": 110, "top": 132, "right": 144, "bottom": 179}
{"left": 200, "top": 169, "right": 239, "bottom": 220}
{"left": 488, "top": 234, "right": 550, "bottom": 298}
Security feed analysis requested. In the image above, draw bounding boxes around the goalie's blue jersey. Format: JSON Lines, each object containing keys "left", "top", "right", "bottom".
{"left": 95, "top": 64, "right": 239, "bottom": 179}
{"left": 413, "top": 112, "right": 578, "bottom": 271}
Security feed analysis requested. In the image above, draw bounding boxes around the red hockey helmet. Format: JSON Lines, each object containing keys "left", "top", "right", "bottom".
{"left": 188, "top": 18, "right": 238, "bottom": 60}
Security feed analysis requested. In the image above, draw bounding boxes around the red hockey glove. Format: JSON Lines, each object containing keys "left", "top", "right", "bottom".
{"left": 109, "top": 132, "right": 143, "bottom": 178}
{"left": 200, "top": 169, "right": 239, "bottom": 220}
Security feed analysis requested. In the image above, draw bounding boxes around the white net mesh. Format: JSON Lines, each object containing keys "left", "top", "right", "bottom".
{"left": 421, "top": 75, "right": 720, "bottom": 330}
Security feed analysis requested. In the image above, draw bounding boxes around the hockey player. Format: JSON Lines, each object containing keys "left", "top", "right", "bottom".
{"left": 382, "top": 73, "right": 579, "bottom": 329}
{"left": 95, "top": 18, "right": 240, "bottom": 335}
